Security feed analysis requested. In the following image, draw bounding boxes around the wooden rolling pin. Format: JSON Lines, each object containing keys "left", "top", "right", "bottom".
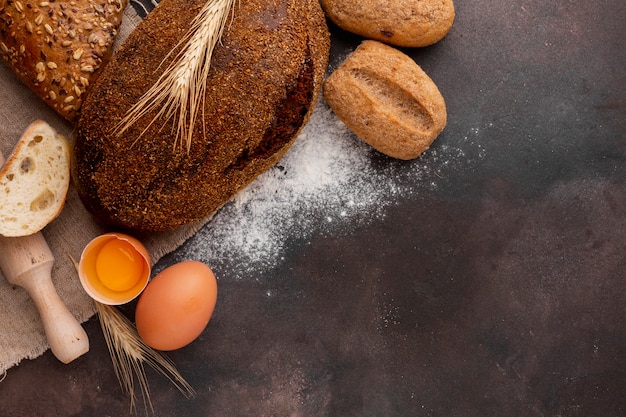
{"left": 0, "top": 151, "right": 89, "bottom": 364}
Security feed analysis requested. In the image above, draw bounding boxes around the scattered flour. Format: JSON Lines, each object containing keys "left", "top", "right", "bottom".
{"left": 175, "top": 100, "right": 483, "bottom": 279}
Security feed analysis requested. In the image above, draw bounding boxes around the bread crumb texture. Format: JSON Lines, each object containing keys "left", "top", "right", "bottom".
{"left": 321, "top": 0, "right": 455, "bottom": 47}
{"left": 0, "top": 120, "right": 70, "bottom": 237}
{"left": 323, "top": 40, "right": 447, "bottom": 160}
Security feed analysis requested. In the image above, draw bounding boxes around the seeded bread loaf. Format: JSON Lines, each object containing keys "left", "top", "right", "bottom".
{"left": 73, "top": 0, "right": 330, "bottom": 232}
{"left": 0, "top": 0, "right": 129, "bottom": 122}
{"left": 0, "top": 120, "right": 70, "bottom": 237}
{"left": 323, "top": 40, "right": 447, "bottom": 160}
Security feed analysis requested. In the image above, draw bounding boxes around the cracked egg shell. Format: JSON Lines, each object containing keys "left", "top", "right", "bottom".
{"left": 78, "top": 233, "right": 151, "bottom": 305}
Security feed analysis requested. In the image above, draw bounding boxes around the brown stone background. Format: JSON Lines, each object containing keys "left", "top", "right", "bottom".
{"left": 0, "top": 0, "right": 625, "bottom": 416}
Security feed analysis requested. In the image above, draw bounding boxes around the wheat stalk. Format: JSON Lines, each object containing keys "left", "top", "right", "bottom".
{"left": 116, "top": 0, "right": 236, "bottom": 152}
{"left": 95, "top": 301, "right": 196, "bottom": 415}
{"left": 70, "top": 256, "right": 194, "bottom": 415}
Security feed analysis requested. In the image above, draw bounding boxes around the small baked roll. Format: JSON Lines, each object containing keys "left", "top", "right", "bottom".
{"left": 321, "top": 0, "right": 455, "bottom": 48}
{"left": 323, "top": 40, "right": 447, "bottom": 160}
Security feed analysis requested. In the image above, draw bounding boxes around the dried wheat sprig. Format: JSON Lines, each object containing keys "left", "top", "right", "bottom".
{"left": 95, "top": 301, "right": 196, "bottom": 415}
{"left": 116, "top": 0, "right": 236, "bottom": 152}
{"left": 70, "top": 256, "right": 194, "bottom": 415}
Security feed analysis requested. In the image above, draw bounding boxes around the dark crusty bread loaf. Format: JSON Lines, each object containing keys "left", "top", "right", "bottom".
{"left": 0, "top": 0, "right": 129, "bottom": 122}
{"left": 73, "top": 0, "right": 330, "bottom": 232}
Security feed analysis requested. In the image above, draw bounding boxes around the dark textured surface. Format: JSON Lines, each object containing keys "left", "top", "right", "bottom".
{"left": 1, "top": 1, "right": 625, "bottom": 416}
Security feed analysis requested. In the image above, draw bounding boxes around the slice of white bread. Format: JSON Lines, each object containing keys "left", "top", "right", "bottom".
{"left": 0, "top": 120, "right": 71, "bottom": 237}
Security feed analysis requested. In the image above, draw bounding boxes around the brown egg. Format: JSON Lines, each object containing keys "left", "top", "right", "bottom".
{"left": 135, "top": 260, "right": 218, "bottom": 351}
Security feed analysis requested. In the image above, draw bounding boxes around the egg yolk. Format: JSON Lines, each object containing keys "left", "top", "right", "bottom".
{"left": 95, "top": 239, "right": 144, "bottom": 292}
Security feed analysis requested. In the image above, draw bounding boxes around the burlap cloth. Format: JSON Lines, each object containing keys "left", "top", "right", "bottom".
{"left": 0, "top": 6, "right": 209, "bottom": 373}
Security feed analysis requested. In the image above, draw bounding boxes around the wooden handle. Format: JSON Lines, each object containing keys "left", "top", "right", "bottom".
{"left": 0, "top": 233, "right": 90, "bottom": 363}
{"left": 0, "top": 151, "right": 89, "bottom": 363}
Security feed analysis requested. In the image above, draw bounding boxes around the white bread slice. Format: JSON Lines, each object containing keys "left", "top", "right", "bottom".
{"left": 0, "top": 120, "right": 71, "bottom": 237}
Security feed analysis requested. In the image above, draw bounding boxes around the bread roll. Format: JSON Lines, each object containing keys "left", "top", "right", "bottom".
{"left": 73, "top": 0, "right": 330, "bottom": 232}
{"left": 0, "top": 0, "right": 129, "bottom": 122}
{"left": 0, "top": 120, "right": 70, "bottom": 237}
{"left": 323, "top": 40, "right": 447, "bottom": 160}
{"left": 321, "top": 0, "right": 455, "bottom": 48}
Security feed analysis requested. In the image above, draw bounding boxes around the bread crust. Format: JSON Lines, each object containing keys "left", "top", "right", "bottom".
{"left": 323, "top": 40, "right": 447, "bottom": 160}
{"left": 73, "top": 0, "right": 330, "bottom": 232}
{"left": 321, "top": 0, "right": 455, "bottom": 48}
{"left": 0, "top": 120, "right": 70, "bottom": 237}
{"left": 0, "top": 0, "right": 129, "bottom": 122}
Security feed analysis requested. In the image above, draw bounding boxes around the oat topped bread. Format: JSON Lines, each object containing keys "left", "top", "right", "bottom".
{"left": 73, "top": 0, "right": 330, "bottom": 232}
{"left": 0, "top": 0, "right": 129, "bottom": 122}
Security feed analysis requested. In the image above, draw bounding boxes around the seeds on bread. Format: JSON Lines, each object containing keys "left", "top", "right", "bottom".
{"left": 0, "top": 0, "right": 129, "bottom": 122}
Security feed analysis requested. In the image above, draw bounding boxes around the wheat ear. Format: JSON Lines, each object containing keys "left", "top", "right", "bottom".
{"left": 116, "top": 0, "right": 236, "bottom": 152}
{"left": 70, "top": 256, "right": 194, "bottom": 415}
{"left": 95, "top": 301, "right": 196, "bottom": 415}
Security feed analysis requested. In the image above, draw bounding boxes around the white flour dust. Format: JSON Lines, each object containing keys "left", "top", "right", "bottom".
{"left": 179, "top": 101, "right": 483, "bottom": 278}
